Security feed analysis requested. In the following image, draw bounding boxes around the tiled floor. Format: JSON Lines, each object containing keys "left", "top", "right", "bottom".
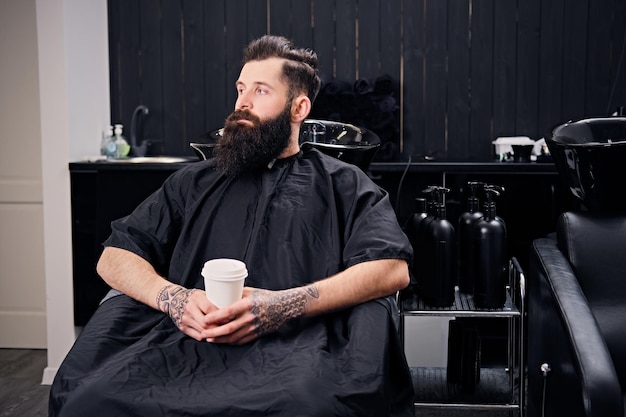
{"left": 0, "top": 349, "right": 49, "bottom": 417}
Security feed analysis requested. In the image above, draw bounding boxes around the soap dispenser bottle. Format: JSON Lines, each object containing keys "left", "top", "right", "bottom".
{"left": 113, "top": 124, "right": 130, "bottom": 158}
{"left": 415, "top": 186, "right": 438, "bottom": 274}
{"left": 100, "top": 125, "right": 114, "bottom": 157}
{"left": 404, "top": 197, "right": 430, "bottom": 294}
{"left": 103, "top": 125, "right": 118, "bottom": 158}
{"left": 419, "top": 186, "right": 437, "bottom": 242}
{"left": 405, "top": 198, "right": 429, "bottom": 247}
{"left": 419, "top": 186, "right": 456, "bottom": 307}
{"left": 457, "top": 181, "right": 484, "bottom": 293}
{"left": 473, "top": 185, "right": 507, "bottom": 308}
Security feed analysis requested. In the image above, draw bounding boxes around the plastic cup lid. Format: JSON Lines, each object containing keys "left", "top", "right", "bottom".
{"left": 202, "top": 258, "right": 248, "bottom": 280}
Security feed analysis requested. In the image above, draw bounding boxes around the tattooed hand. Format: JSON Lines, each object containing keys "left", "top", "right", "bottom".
{"left": 201, "top": 285, "right": 320, "bottom": 345}
{"left": 251, "top": 286, "right": 319, "bottom": 337}
{"left": 156, "top": 284, "right": 199, "bottom": 330}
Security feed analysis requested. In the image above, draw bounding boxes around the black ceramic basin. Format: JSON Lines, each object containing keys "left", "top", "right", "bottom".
{"left": 189, "top": 127, "right": 223, "bottom": 160}
{"left": 298, "top": 119, "right": 380, "bottom": 171}
{"left": 189, "top": 143, "right": 215, "bottom": 160}
{"left": 547, "top": 116, "right": 626, "bottom": 211}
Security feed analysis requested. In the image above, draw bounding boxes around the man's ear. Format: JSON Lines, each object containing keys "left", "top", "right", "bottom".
{"left": 291, "top": 94, "right": 311, "bottom": 123}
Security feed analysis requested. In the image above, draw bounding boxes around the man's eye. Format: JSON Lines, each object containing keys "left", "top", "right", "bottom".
{"left": 237, "top": 88, "right": 245, "bottom": 95}
{"left": 257, "top": 88, "right": 268, "bottom": 95}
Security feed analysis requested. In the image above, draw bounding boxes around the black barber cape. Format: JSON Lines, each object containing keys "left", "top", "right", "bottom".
{"left": 50, "top": 149, "right": 414, "bottom": 417}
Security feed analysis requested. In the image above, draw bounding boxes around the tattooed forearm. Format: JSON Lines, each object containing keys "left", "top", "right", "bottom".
{"left": 251, "top": 284, "right": 319, "bottom": 337}
{"left": 304, "top": 285, "right": 319, "bottom": 299}
{"left": 156, "top": 284, "right": 197, "bottom": 328}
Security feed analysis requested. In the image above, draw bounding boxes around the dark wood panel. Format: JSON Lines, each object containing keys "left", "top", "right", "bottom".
{"left": 182, "top": 0, "right": 205, "bottom": 148}
{"left": 377, "top": 0, "right": 402, "bottom": 157}
{"left": 334, "top": 0, "right": 357, "bottom": 80}
{"left": 468, "top": 0, "right": 495, "bottom": 159}
{"left": 422, "top": 0, "right": 447, "bottom": 157}
{"left": 139, "top": 0, "right": 164, "bottom": 142}
{"left": 107, "top": 0, "right": 626, "bottom": 160}
{"left": 446, "top": 0, "right": 471, "bottom": 160}
{"left": 113, "top": 0, "right": 141, "bottom": 129}
{"left": 247, "top": 0, "right": 268, "bottom": 42}
{"left": 312, "top": 0, "right": 336, "bottom": 80}
{"left": 291, "top": 0, "right": 314, "bottom": 49}
{"left": 203, "top": 0, "right": 227, "bottom": 135}
{"left": 401, "top": 0, "right": 425, "bottom": 158}
{"left": 585, "top": 0, "right": 613, "bottom": 117}
{"left": 561, "top": 0, "right": 588, "bottom": 123}
{"left": 515, "top": 0, "right": 541, "bottom": 137}
{"left": 225, "top": 0, "right": 249, "bottom": 118}
{"left": 269, "top": 0, "right": 291, "bottom": 38}
{"left": 610, "top": 0, "right": 626, "bottom": 116}
{"left": 356, "top": 0, "right": 380, "bottom": 78}
{"left": 537, "top": 0, "right": 564, "bottom": 135}
{"left": 378, "top": 0, "right": 401, "bottom": 80}
{"left": 492, "top": 0, "right": 517, "bottom": 139}
{"left": 107, "top": 0, "right": 121, "bottom": 123}
{"left": 161, "top": 0, "right": 184, "bottom": 155}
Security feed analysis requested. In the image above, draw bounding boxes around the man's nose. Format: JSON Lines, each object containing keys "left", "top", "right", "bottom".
{"left": 235, "top": 93, "right": 252, "bottom": 110}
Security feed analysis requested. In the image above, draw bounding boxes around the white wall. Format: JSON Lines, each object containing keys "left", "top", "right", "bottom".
{"left": 0, "top": 0, "right": 46, "bottom": 348}
{"left": 35, "top": 0, "right": 110, "bottom": 384}
{"left": 404, "top": 317, "right": 452, "bottom": 367}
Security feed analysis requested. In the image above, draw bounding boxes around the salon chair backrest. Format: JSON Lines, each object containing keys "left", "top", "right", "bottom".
{"left": 556, "top": 211, "right": 626, "bottom": 387}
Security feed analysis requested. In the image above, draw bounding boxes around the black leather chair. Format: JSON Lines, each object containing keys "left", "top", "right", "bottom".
{"left": 527, "top": 210, "right": 626, "bottom": 417}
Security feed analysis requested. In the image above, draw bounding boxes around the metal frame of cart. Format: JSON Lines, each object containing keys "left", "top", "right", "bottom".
{"left": 399, "top": 258, "right": 525, "bottom": 416}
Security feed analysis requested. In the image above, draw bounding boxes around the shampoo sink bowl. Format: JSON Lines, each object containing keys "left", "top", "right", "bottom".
{"left": 547, "top": 116, "right": 626, "bottom": 211}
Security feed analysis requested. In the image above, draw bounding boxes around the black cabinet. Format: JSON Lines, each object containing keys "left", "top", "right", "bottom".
{"left": 69, "top": 162, "right": 184, "bottom": 325}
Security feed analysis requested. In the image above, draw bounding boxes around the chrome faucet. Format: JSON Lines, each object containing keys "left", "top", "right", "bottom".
{"left": 130, "top": 105, "right": 150, "bottom": 156}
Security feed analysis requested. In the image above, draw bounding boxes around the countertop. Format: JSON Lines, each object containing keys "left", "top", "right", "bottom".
{"left": 69, "top": 158, "right": 557, "bottom": 174}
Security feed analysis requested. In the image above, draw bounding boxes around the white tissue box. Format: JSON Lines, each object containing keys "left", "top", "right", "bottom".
{"left": 492, "top": 136, "right": 535, "bottom": 159}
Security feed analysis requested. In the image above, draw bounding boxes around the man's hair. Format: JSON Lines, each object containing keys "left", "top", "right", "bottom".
{"left": 243, "top": 35, "right": 321, "bottom": 103}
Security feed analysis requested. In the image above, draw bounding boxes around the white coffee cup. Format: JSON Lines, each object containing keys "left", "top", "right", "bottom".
{"left": 202, "top": 258, "right": 248, "bottom": 308}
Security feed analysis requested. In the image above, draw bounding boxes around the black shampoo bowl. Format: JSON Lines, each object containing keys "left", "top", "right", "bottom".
{"left": 547, "top": 117, "right": 626, "bottom": 211}
{"left": 298, "top": 119, "right": 380, "bottom": 172}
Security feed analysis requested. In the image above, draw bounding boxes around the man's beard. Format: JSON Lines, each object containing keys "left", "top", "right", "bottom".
{"left": 214, "top": 105, "right": 292, "bottom": 177}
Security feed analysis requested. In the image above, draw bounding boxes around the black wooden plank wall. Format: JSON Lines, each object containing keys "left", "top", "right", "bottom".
{"left": 108, "top": 0, "right": 626, "bottom": 160}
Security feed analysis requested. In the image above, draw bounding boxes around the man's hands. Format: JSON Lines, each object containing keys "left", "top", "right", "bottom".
{"left": 156, "top": 284, "right": 319, "bottom": 345}
{"left": 156, "top": 285, "right": 215, "bottom": 341}
{"left": 202, "top": 286, "right": 319, "bottom": 344}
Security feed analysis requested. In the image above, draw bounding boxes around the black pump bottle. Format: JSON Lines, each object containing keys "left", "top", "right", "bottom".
{"left": 405, "top": 197, "right": 429, "bottom": 251}
{"left": 404, "top": 197, "right": 430, "bottom": 295}
{"left": 419, "top": 186, "right": 456, "bottom": 307}
{"left": 472, "top": 185, "right": 507, "bottom": 308}
{"left": 457, "top": 182, "right": 484, "bottom": 293}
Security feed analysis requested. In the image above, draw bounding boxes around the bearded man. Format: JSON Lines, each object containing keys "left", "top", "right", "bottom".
{"left": 49, "top": 35, "right": 414, "bottom": 417}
